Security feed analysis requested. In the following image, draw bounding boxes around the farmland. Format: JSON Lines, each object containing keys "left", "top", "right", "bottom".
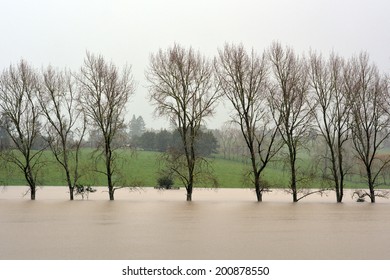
{"left": 1, "top": 148, "right": 385, "bottom": 190}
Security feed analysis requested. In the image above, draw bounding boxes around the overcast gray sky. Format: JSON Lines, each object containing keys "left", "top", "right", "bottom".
{"left": 1, "top": 0, "right": 389, "bottom": 129}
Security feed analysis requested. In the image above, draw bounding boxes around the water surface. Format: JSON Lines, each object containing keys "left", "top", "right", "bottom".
{"left": 1, "top": 187, "right": 389, "bottom": 259}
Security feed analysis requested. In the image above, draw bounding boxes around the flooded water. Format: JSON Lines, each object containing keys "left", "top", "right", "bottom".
{"left": 0, "top": 187, "right": 389, "bottom": 260}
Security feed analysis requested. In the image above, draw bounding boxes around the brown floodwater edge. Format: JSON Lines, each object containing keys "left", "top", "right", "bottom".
{"left": 1, "top": 187, "right": 389, "bottom": 260}
{"left": 2, "top": 185, "right": 389, "bottom": 202}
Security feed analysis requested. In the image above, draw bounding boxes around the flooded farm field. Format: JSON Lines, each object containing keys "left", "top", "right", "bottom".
{"left": 0, "top": 187, "right": 389, "bottom": 260}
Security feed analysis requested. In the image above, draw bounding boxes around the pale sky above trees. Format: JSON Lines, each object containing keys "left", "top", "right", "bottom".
{"left": 1, "top": 0, "right": 389, "bottom": 129}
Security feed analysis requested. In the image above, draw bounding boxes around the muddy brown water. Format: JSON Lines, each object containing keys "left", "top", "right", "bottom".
{"left": 0, "top": 187, "right": 389, "bottom": 260}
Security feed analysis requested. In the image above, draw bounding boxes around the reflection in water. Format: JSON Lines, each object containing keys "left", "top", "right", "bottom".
{"left": 0, "top": 187, "right": 389, "bottom": 259}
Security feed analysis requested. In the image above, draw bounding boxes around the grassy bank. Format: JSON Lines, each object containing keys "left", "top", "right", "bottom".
{"left": 0, "top": 149, "right": 255, "bottom": 188}
{"left": 0, "top": 148, "right": 387, "bottom": 189}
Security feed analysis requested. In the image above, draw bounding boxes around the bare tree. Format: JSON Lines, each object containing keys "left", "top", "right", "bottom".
{"left": 215, "top": 43, "right": 282, "bottom": 201}
{"left": 77, "top": 52, "right": 135, "bottom": 200}
{"left": 146, "top": 44, "right": 220, "bottom": 201}
{"left": 38, "top": 66, "right": 86, "bottom": 200}
{"left": 346, "top": 53, "right": 390, "bottom": 203}
{"left": 268, "top": 42, "right": 314, "bottom": 202}
{"left": 0, "top": 60, "right": 43, "bottom": 200}
{"left": 308, "top": 52, "right": 351, "bottom": 202}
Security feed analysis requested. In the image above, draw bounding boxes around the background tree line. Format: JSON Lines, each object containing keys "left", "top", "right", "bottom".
{"left": 132, "top": 128, "right": 218, "bottom": 156}
{"left": 1, "top": 43, "right": 389, "bottom": 203}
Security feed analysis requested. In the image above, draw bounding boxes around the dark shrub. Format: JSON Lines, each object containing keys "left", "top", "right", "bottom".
{"left": 157, "top": 175, "right": 174, "bottom": 189}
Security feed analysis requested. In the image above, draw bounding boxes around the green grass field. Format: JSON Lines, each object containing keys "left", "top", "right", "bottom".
{"left": 0, "top": 148, "right": 387, "bottom": 190}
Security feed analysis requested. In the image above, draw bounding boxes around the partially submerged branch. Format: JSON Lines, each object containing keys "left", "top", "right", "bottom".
{"left": 352, "top": 189, "right": 389, "bottom": 202}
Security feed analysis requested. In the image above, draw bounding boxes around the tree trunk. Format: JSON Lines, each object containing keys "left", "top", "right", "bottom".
{"left": 337, "top": 163, "right": 344, "bottom": 203}
{"left": 186, "top": 182, "right": 193, "bottom": 201}
{"left": 290, "top": 151, "right": 298, "bottom": 202}
{"left": 65, "top": 170, "right": 74, "bottom": 200}
{"left": 106, "top": 143, "right": 115, "bottom": 201}
{"left": 330, "top": 147, "right": 343, "bottom": 203}
{"left": 335, "top": 180, "right": 342, "bottom": 203}
{"left": 249, "top": 144, "right": 263, "bottom": 202}
{"left": 292, "top": 187, "right": 298, "bottom": 202}
{"left": 367, "top": 168, "right": 375, "bottom": 203}
{"left": 109, "top": 187, "right": 115, "bottom": 201}
{"left": 369, "top": 184, "right": 375, "bottom": 203}
{"left": 31, "top": 186, "right": 36, "bottom": 200}
{"left": 337, "top": 144, "right": 345, "bottom": 203}
{"left": 107, "top": 166, "right": 115, "bottom": 200}
{"left": 69, "top": 187, "right": 74, "bottom": 200}
{"left": 370, "top": 193, "right": 375, "bottom": 203}
{"left": 254, "top": 174, "right": 263, "bottom": 202}
{"left": 291, "top": 172, "right": 298, "bottom": 202}
{"left": 336, "top": 191, "right": 342, "bottom": 203}
{"left": 25, "top": 165, "right": 36, "bottom": 200}
{"left": 339, "top": 186, "right": 344, "bottom": 202}
{"left": 255, "top": 187, "right": 263, "bottom": 202}
{"left": 336, "top": 175, "right": 344, "bottom": 203}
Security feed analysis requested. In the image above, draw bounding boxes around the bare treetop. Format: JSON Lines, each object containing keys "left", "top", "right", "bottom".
{"left": 78, "top": 52, "right": 135, "bottom": 134}
{"left": 216, "top": 43, "right": 269, "bottom": 126}
{"left": 146, "top": 44, "right": 219, "bottom": 129}
{"left": 0, "top": 61, "right": 41, "bottom": 144}
{"left": 268, "top": 43, "right": 312, "bottom": 140}
{"left": 40, "top": 67, "right": 79, "bottom": 139}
